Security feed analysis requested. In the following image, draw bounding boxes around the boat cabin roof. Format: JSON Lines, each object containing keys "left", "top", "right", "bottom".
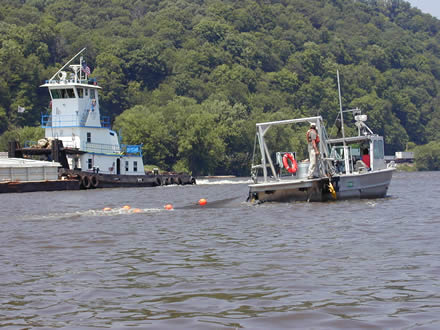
{"left": 40, "top": 81, "right": 101, "bottom": 89}
{"left": 327, "top": 134, "right": 382, "bottom": 144}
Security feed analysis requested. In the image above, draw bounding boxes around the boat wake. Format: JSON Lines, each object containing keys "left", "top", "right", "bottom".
{"left": 196, "top": 179, "right": 252, "bottom": 185}
{"left": 20, "top": 207, "right": 164, "bottom": 221}
{"left": 18, "top": 196, "right": 248, "bottom": 221}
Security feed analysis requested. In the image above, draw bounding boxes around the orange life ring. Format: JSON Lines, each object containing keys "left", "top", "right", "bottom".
{"left": 282, "top": 153, "right": 298, "bottom": 174}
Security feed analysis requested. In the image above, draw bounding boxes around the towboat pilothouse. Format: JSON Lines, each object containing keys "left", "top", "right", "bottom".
{"left": 248, "top": 72, "right": 395, "bottom": 203}
{"left": 9, "top": 49, "right": 195, "bottom": 189}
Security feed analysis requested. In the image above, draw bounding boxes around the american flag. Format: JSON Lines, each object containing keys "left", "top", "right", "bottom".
{"left": 82, "top": 62, "right": 91, "bottom": 76}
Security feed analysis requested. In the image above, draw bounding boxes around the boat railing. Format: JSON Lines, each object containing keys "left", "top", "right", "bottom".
{"left": 42, "top": 114, "right": 79, "bottom": 127}
{"left": 85, "top": 142, "right": 121, "bottom": 154}
{"left": 83, "top": 143, "right": 142, "bottom": 156}
{"left": 41, "top": 114, "right": 111, "bottom": 128}
{"left": 43, "top": 78, "right": 98, "bottom": 85}
{"left": 101, "top": 116, "right": 111, "bottom": 128}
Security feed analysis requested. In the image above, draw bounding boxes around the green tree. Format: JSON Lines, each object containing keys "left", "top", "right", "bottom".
{"left": 414, "top": 142, "right": 440, "bottom": 171}
{"left": 0, "top": 126, "right": 44, "bottom": 151}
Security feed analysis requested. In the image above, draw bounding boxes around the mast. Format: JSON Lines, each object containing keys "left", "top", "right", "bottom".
{"left": 50, "top": 48, "right": 86, "bottom": 81}
{"left": 337, "top": 69, "right": 351, "bottom": 174}
{"left": 337, "top": 70, "right": 346, "bottom": 144}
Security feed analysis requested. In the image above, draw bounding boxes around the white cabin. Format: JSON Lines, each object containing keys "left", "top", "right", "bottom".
{"left": 40, "top": 53, "right": 144, "bottom": 175}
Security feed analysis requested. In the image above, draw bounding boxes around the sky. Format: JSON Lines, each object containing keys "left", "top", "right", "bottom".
{"left": 406, "top": 0, "right": 440, "bottom": 19}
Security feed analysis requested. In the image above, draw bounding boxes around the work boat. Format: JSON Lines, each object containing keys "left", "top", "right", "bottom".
{"left": 14, "top": 49, "right": 195, "bottom": 189}
{"left": 248, "top": 112, "right": 396, "bottom": 203}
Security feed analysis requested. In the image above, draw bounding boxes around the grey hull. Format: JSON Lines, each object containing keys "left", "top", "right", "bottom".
{"left": 331, "top": 168, "right": 394, "bottom": 200}
{"left": 248, "top": 168, "right": 395, "bottom": 203}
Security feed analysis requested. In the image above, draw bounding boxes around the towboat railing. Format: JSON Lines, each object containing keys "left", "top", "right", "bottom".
{"left": 41, "top": 114, "right": 111, "bottom": 128}
{"left": 85, "top": 142, "right": 121, "bottom": 154}
{"left": 43, "top": 78, "right": 98, "bottom": 85}
{"left": 83, "top": 143, "right": 143, "bottom": 156}
{"left": 100, "top": 116, "right": 111, "bottom": 128}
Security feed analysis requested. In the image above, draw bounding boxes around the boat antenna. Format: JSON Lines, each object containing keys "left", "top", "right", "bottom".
{"left": 337, "top": 69, "right": 351, "bottom": 174}
{"left": 337, "top": 69, "right": 346, "bottom": 146}
{"left": 49, "top": 47, "right": 86, "bottom": 81}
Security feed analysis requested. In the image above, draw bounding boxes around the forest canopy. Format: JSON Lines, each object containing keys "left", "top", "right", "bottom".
{"left": 1, "top": 0, "right": 440, "bottom": 174}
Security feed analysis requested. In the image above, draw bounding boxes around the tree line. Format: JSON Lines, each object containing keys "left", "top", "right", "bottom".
{"left": 1, "top": 0, "right": 440, "bottom": 174}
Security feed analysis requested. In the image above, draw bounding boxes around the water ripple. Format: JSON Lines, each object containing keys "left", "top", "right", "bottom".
{"left": 1, "top": 172, "right": 440, "bottom": 328}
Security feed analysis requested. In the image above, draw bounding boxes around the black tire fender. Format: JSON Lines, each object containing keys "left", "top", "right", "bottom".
{"left": 91, "top": 175, "right": 99, "bottom": 188}
{"left": 81, "top": 175, "right": 91, "bottom": 189}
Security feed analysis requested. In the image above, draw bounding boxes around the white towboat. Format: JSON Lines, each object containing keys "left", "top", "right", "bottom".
{"left": 248, "top": 73, "right": 395, "bottom": 203}
{"left": 9, "top": 48, "right": 194, "bottom": 190}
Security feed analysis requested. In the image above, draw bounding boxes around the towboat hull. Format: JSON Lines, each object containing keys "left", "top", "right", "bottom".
{"left": 61, "top": 169, "right": 195, "bottom": 190}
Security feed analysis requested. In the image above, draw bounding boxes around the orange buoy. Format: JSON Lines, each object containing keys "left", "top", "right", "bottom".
{"left": 132, "top": 208, "right": 142, "bottom": 213}
{"left": 164, "top": 204, "right": 173, "bottom": 210}
{"left": 198, "top": 198, "right": 207, "bottom": 206}
{"left": 122, "top": 205, "right": 131, "bottom": 210}
{"left": 103, "top": 207, "right": 112, "bottom": 211}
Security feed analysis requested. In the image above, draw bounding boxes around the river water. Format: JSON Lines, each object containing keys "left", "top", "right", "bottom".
{"left": 0, "top": 171, "right": 439, "bottom": 329}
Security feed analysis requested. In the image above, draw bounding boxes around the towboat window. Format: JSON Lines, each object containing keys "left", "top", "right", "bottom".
{"left": 85, "top": 89, "right": 89, "bottom": 97}
{"left": 50, "top": 89, "right": 61, "bottom": 99}
{"left": 65, "top": 89, "right": 75, "bottom": 98}
{"left": 373, "top": 140, "right": 384, "bottom": 159}
{"left": 87, "top": 132, "right": 91, "bottom": 143}
{"left": 52, "top": 89, "right": 73, "bottom": 99}
{"left": 133, "top": 161, "right": 138, "bottom": 172}
{"left": 51, "top": 89, "right": 75, "bottom": 99}
{"left": 125, "top": 161, "right": 129, "bottom": 172}
{"left": 109, "top": 132, "right": 115, "bottom": 136}
{"left": 88, "top": 159, "right": 92, "bottom": 169}
{"left": 77, "top": 88, "right": 84, "bottom": 98}
{"left": 90, "top": 89, "right": 95, "bottom": 99}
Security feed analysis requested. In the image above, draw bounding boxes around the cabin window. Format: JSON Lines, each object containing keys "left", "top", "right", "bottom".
{"left": 88, "top": 158, "right": 93, "bottom": 169}
{"left": 51, "top": 90, "right": 61, "bottom": 99}
{"left": 85, "top": 89, "right": 89, "bottom": 96}
{"left": 133, "top": 161, "right": 138, "bottom": 172}
{"left": 51, "top": 89, "right": 75, "bottom": 99}
{"left": 109, "top": 132, "right": 115, "bottom": 136}
{"left": 125, "top": 161, "right": 129, "bottom": 172}
{"left": 373, "top": 140, "right": 384, "bottom": 159}
{"left": 87, "top": 132, "right": 91, "bottom": 143}
{"left": 77, "top": 88, "right": 84, "bottom": 98}
{"left": 90, "top": 89, "right": 95, "bottom": 99}
{"left": 65, "top": 89, "right": 75, "bottom": 98}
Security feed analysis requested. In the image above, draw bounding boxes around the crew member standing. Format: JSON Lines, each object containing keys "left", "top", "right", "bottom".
{"left": 307, "top": 122, "right": 320, "bottom": 179}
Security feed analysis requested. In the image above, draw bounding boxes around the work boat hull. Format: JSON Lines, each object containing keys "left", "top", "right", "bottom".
{"left": 333, "top": 168, "right": 394, "bottom": 200}
{"left": 248, "top": 168, "right": 395, "bottom": 203}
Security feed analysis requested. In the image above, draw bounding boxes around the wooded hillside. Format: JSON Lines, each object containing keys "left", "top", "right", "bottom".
{"left": 1, "top": 0, "right": 439, "bottom": 175}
